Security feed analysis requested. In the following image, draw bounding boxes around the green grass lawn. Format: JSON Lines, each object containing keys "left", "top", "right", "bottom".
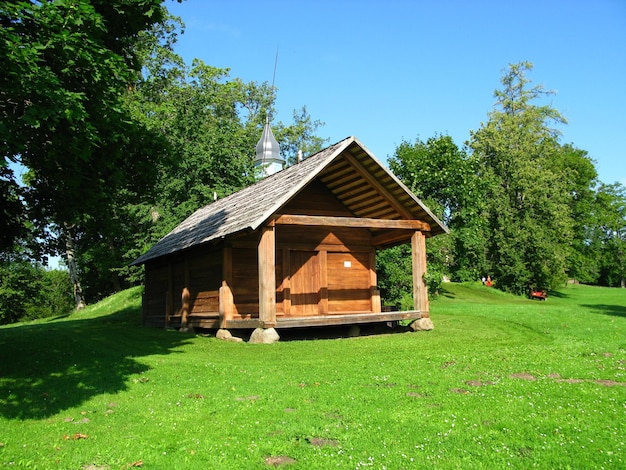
{"left": 1, "top": 283, "right": 625, "bottom": 469}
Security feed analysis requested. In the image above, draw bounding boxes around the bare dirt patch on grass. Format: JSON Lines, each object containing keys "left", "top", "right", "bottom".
{"left": 465, "top": 380, "right": 495, "bottom": 387}
{"left": 509, "top": 372, "right": 537, "bottom": 380}
{"left": 265, "top": 455, "right": 296, "bottom": 466}
{"left": 594, "top": 379, "right": 626, "bottom": 387}
{"left": 307, "top": 437, "right": 339, "bottom": 447}
{"left": 511, "top": 372, "right": 626, "bottom": 387}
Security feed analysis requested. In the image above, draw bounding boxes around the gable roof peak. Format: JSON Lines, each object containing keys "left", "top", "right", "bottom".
{"left": 131, "top": 136, "right": 448, "bottom": 266}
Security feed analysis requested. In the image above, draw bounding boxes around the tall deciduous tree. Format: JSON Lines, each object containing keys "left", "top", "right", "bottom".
{"left": 592, "top": 183, "right": 626, "bottom": 287}
{"left": 470, "top": 62, "right": 573, "bottom": 294}
{"left": 1, "top": 0, "right": 169, "bottom": 307}
{"left": 388, "top": 135, "right": 487, "bottom": 284}
{"left": 549, "top": 144, "right": 599, "bottom": 283}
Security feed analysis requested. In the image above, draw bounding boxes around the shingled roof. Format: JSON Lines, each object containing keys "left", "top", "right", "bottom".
{"left": 131, "top": 136, "right": 448, "bottom": 266}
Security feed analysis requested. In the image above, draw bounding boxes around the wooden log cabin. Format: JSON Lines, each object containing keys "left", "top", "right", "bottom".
{"left": 131, "top": 136, "right": 448, "bottom": 332}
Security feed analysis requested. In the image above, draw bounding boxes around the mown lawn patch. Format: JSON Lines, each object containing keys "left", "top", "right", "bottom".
{"left": 1, "top": 284, "right": 624, "bottom": 469}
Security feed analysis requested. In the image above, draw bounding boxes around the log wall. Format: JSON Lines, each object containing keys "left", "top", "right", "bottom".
{"left": 142, "top": 244, "right": 223, "bottom": 328}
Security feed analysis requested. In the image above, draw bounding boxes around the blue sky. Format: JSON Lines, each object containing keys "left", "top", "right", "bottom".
{"left": 166, "top": 0, "right": 626, "bottom": 186}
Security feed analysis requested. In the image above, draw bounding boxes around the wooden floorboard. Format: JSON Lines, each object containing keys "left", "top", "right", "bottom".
{"left": 274, "top": 310, "right": 424, "bottom": 328}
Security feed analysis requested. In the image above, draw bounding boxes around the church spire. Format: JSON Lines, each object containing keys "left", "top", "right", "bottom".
{"left": 254, "top": 116, "right": 283, "bottom": 177}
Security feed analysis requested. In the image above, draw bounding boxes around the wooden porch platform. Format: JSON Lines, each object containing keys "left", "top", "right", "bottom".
{"left": 165, "top": 310, "right": 427, "bottom": 330}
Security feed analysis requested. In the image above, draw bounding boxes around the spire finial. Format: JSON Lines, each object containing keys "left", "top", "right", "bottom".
{"left": 253, "top": 48, "right": 284, "bottom": 177}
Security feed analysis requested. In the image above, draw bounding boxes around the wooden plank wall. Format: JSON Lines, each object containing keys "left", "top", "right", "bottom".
{"left": 327, "top": 251, "right": 372, "bottom": 312}
{"left": 275, "top": 180, "right": 379, "bottom": 316}
{"left": 143, "top": 259, "right": 169, "bottom": 327}
{"left": 142, "top": 245, "right": 223, "bottom": 328}
{"left": 230, "top": 245, "right": 259, "bottom": 318}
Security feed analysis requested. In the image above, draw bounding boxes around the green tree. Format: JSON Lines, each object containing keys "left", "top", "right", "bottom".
{"left": 0, "top": 254, "right": 72, "bottom": 324}
{"left": 376, "top": 245, "right": 413, "bottom": 309}
{"left": 390, "top": 135, "right": 470, "bottom": 225}
{"left": 470, "top": 62, "right": 573, "bottom": 294}
{"left": 277, "top": 106, "right": 327, "bottom": 165}
{"left": 1, "top": 0, "right": 169, "bottom": 307}
{"left": 592, "top": 183, "right": 626, "bottom": 287}
{"left": 548, "top": 144, "right": 599, "bottom": 283}
{"left": 388, "top": 135, "right": 486, "bottom": 283}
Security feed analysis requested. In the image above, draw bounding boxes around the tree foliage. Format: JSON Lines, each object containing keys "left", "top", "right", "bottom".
{"left": 468, "top": 62, "right": 575, "bottom": 294}
{"left": 1, "top": 0, "right": 169, "bottom": 307}
{"left": 1, "top": 0, "right": 166, "bottom": 226}
{"left": 119, "top": 25, "right": 328, "bottom": 289}
{"left": 387, "top": 62, "right": 625, "bottom": 299}
{"left": 70, "top": 13, "right": 326, "bottom": 303}
{"left": 592, "top": 183, "right": 626, "bottom": 287}
{"left": 388, "top": 135, "right": 487, "bottom": 285}
{"left": 0, "top": 257, "right": 73, "bottom": 325}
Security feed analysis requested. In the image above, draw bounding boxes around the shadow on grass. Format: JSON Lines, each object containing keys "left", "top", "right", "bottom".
{"left": 201, "top": 322, "right": 413, "bottom": 343}
{"left": 581, "top": 303, "right": 626, "bottom": 318}
{"left": 0, "top": 306, "right": 192, "bottom": 421}
{"left": 440, "top": 286, "right": 457, "bottom": 299}
{"left": 278, "top": 322, "right": 413, "bottom": 341}
{"left": 547, "top": 290, "right": 570, "bottom": 299}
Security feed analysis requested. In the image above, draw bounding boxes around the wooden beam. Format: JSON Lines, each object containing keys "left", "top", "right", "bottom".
{"left": 342, "top": 152, "right": 415, "bottom": 220}
{"left": 369, "top": 250, "right": 381, "bottom": 313}
{"left": 371, "top": 230, "right": 414, "bottom": 248}
{"left": 219, "top": 280, "right": 234, "bottom": 326}
{"left": 411, "top": 231, "right": 429, "bottom": 313}
{"left": 274, "top": 214, "right": 430, "bottom": 231}
{"left": 180, "top": 287, "right": 191, "bottom": 329}
{"left": 181, "top": 258, "right": 190, "bottom": 329}
{"left": 165, "top": 262, "right": 173, "bottom": 329}
{"left": 219, "top": 246, "right": 234, "bottom": 328}
{"left": 274, "top": 310, "right": 425, "bottom": 328}
{"left": 258, "top": 225, "right": 277, "bottom": 328}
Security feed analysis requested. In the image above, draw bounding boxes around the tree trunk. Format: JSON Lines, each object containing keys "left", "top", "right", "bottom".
{"left": 65, "top": 226, "right": 86, "bottom": 310}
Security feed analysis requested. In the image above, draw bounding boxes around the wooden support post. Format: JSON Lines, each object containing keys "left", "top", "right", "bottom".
{"left": 180, "top": 258, "right": 191, "bottom": 329}
{"left": 411, "top": 231, "right": 429, "bottom": 315}
{"left": 220, "top": 246, "right": 234, "bottom": 328}
{"left": 219, "top": 281, "right": 234, "bottom": 327}
{"left": 165, "top": 262, "right": 173, "bottom": 328}
{"left": 180, "top": 287, "right": 191, "bottom": 329}
{"left": 258, "top": 225, "right": 277, "bottom": 327}
{"left": 369, "top": 249, "right": 381, "bottom": 313}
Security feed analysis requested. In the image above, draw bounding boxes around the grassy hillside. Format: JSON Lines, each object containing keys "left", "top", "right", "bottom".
{"left": 0, "top": 283, "right": 624, "bottom": 469}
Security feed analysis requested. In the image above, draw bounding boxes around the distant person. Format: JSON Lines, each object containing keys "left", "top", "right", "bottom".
{"left": 481, "top": 276, "right": 486, "bottom": 285}
{"left": 487, "top": 276, "right": 492, "bottom": 287}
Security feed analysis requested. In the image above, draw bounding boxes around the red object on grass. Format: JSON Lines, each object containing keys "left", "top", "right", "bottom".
{"left": 530, "top": 290, "right": 547, "bottom": 300}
